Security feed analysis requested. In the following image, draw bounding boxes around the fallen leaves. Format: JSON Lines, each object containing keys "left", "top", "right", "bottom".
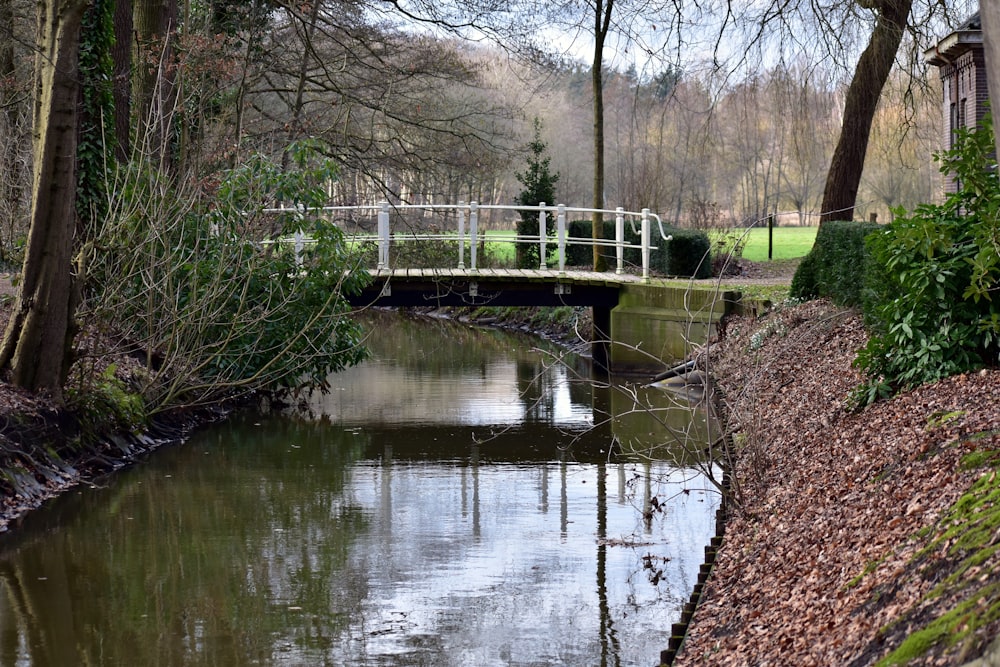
{"left": 675, "top": 300, "right": 1000, "bottom": 666}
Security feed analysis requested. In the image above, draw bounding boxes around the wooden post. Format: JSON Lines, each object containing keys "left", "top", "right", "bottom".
{"left": 767, "top": 214, "right": 774, "bottom": 260}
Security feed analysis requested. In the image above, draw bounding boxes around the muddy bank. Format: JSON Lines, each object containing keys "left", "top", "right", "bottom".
{"left": 409, "top": 304, "right": 595, "bottom": 354}
{"left": 0, "top": 396, "right": 235, "bottom": 534}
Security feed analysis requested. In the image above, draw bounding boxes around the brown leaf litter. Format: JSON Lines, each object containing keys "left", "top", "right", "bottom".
{"left": 676, "top": 299, "right": 1000, "bottom": 667}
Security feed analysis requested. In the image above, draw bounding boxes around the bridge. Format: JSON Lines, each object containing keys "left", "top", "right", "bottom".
{"left": 270, "top": 201, "right": 742, "bottom": 374}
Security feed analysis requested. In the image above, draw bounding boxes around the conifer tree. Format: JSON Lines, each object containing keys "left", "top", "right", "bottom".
{"left": 515, "top": 118, "right": 559, "bottom": 269}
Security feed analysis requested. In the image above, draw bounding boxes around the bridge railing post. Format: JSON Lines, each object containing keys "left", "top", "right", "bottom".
{"left": 641, "top": 207, "right": 651, "bottom": 282}
{"left": 294, "top": 230, "right": 304, "bottom": 268}
{"left": 538, "top": 203, "right": 547, "bottom": 270}
{"left": 470, "top": 201, "right": 478, "bottom": 272}
{"left": 294, "top": 204, "right": 305, "bottom": 268}
{"left": 557, "top": 204, "right": 567, "bottom": 274}
{"left": 377, "top": 201, "right": 390, "bottom": 271}
{"left": 615, "top": 207, "right": 625, "bottom": 275}
{"left": 457, "top": 201, "right": 466, "bottom": 269}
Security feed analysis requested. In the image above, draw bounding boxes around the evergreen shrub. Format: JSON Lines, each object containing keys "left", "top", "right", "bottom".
{"left": 852, "top": 117, "right": 1000, "bottom": 406}
{"left": 789, "top": 220, "right": 881, "bottom": 307}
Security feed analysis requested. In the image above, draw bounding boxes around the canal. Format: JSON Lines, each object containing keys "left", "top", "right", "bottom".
{"left": 0, "top": 312, "right": 720, "bottom": 666}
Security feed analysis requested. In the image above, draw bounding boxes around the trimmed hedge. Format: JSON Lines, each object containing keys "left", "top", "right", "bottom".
{"left": 564, "top": 220, "right": 711, "bottom": 279}
{"left": 790, "top": 220, "right": 881, "bottom": 307}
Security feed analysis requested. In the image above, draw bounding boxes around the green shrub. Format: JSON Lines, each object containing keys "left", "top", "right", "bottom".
{"left": 789, "top": 220, "right": 880, "bottom": 306}
{"left": 852, "top": 117, "right": 1000, "bottom": 407}
{"left": 789, "top": 249, "right": 819, "bottom": 300}
{"left": 665, "top": 228, "right": 712, "bottom": 279}
{"left": 89, "top": 140, "right": 370, "bottom": 410}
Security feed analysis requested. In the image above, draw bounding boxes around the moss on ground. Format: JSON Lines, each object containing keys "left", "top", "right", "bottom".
{"left": 876, "top": 457, "right": 1000, "bottom": 666}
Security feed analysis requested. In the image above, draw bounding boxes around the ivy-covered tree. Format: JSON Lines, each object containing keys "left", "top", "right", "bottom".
{"left": 78, "top": 0, "right": 116, "bottom": 238}
{"left": 515, "top": 117, "right": 559, "bottom": 269}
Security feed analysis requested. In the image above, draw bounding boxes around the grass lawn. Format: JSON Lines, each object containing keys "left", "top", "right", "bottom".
{"left": 486, "top": 227, "right": 818, "bottom": 264}
{"left": 371, "top": 226, "right": 818, "bottom": 269}
{"left": 739, "top": 226, "right": 817, "bottom": 262}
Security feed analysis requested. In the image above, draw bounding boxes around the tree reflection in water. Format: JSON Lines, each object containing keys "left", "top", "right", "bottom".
{"left": 0, "top": 313, "right": 719, "bottom": 666}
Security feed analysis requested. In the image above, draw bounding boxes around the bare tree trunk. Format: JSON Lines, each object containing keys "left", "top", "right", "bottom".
{"left": 0, "top": 0, "right": 88, "bottom": 397}
{"left": 591, "top": 0, "right": 613, "bottom": 271}
{"left": 819, "top": 0, "right": 912, "bottom": 224}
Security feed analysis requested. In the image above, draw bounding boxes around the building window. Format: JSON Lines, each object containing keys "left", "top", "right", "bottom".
{"left": 950, "top": 101, "right": 957, "bottom": 148}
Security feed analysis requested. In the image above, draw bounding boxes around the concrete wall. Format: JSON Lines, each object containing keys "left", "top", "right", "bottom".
{"left": 609, "top": 284, "right": 740, "bottom": 374}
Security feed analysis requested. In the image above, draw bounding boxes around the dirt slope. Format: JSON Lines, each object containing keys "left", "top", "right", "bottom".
{"left": 675, "top": 300, "right": 1000, "bottom": 667}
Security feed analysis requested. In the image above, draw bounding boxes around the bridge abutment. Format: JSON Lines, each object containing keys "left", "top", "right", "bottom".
{"left": 347, "top": 270, "right": 748, "bottom": 377}
{"left": 608, "top": 285, "right": 740, "bottom": 375}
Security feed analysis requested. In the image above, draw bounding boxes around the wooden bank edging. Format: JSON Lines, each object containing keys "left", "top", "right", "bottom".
{"left": 657, "top": 381, "right": 735, "bottom": 667}
{"left": 658, "top": 474, "right": 730, "bottom": 666}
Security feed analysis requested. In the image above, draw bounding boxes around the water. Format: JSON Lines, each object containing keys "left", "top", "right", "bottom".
{"left": 0, "top": 313, "right": 720, "bottom": 667}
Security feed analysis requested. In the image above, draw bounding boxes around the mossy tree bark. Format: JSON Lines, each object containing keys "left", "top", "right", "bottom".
{"left": 133, "top": 0, "right": 177, "bottom": 173}
{"left": 818, "top": 0, "right": 913, "bottom": 224}
{"left": 0, "top": 0, "right": 89, "bottom": 399}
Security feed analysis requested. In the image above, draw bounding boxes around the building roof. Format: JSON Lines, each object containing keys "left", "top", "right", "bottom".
{"left": 958, "top": 11, "right": 981, "bottom": 31}
{"left": 925, "top": 11, "right": 984, "bottom": 66}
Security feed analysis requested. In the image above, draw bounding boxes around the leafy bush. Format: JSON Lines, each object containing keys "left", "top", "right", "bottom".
{"left": 88, "top": 140, "right": 370, "bottom": 411}
{"left": 789, "top": 250, "right": 819, "bottom": 301}
{"left": 852, "top": 117, "right": 1000, "bottom": 406}
{"left": 789, "top": 220, "right": 880, "bottom": 307}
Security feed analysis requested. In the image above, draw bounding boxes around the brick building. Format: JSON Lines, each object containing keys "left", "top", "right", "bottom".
{"left": 925, "top": 11, "right": 988, "bottom": 192}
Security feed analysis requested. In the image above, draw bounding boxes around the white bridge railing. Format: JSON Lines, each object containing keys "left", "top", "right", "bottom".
{"left": 264, "top": 201, "right": 672, "bottom": 281}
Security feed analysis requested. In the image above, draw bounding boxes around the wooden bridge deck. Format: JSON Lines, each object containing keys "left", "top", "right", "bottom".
{"left": 349, "top": 267, "right": 648, "bottom": 309}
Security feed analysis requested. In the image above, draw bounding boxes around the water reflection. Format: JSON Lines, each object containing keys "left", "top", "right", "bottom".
{"left": 316, "top": 315, "right": 594, "bottom": 428}
{"left": 0, "top": 313, "right": 719, "bottom": 667}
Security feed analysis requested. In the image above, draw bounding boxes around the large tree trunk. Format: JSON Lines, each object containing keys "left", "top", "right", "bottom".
{"left": 819, "top": 0, "right": 913, "bottom": 224}
{"left": 133, "top": 0, "right": 177, "bottom": 173}
{"left": 591, "top": 0, "right": 613, "bottom": 270}
{"left": 0, "top": 0, "right": 89, "bottom": 397}
{"left": 112, "top": 0, "right": 133, "bottom": 161}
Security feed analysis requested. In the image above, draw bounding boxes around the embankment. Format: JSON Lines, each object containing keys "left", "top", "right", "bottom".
{"left": 672, "top": 299, "right": 1000, "bottom": 666}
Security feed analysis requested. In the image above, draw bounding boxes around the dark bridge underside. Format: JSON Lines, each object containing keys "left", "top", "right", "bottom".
{"left": 346, "top": 274, "right": 622, "bottom": 309}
